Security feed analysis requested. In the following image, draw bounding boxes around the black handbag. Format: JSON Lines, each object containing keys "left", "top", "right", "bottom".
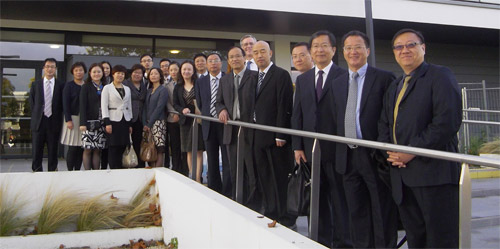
{"left": 287, "top": 159, "right": 311, "bottom": 216}
{"left": 86, "top": 120, "right": 102, "bottom": 131}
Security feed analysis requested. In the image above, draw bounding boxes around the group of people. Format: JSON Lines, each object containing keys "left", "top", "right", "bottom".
{"left": 30, "top": 28, "right": 461, "bottom": 249}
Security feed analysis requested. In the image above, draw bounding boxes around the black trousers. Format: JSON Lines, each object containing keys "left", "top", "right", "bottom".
{"left": 164, "top": 120, "right": 171, "bottom": 168}
{"left": 108, "top": 145, "right": 126, "bottom": 169}
{"left": 343, "top": 148, "right": 398, "bottom": 248}
{"left": 66, "top": 146, "right": 83, "bottom": 171}
{"left": 131, "top": 119, "right": 145, "bottom": 168}
{"left": 167, "top": 121, "right": 186, "bottom": 174}
{"left": 204, "top": 122, "right": 231, "bottom": 196}
{"left": 100, "top": 148, "right": 109, "bottom": 170}
{"left": 32, "top": 115, "right": 60, "bottom": 172}
{"left": 399, "top": 183, "right": 459, "bottom": 248}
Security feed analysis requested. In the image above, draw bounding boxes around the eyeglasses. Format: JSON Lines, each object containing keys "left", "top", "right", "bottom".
{"left": 343, "top": 46, "right": 366, "bottom": 52}
{"left": 393, "top": 42, "right": 422, "bottom": 51}
{"left": 292, "top": 54, "right": 309, "bottom": 60}
{"left": 141, "top": 59, "right": 153, "bottom": 63}
{"left": 228, "top": 54, "right": 243, "bottom": 60}
{"left": 311, "top": 43, "right": 331, "bottom": 50}
{"left": 207, "top": 59, "right": 221, "bottom": 63}
{"left": 44, "top": 65, "right": 56, "bottom": 69}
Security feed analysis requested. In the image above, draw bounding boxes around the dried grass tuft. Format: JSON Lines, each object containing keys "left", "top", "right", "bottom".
{"left": 0, "top": 183, "right": 32, "bottom": 236}
{"left": 121, "top": 176, "right": 160, "bottom": 228}
{"left": 77, "top": 193, "right": 127, "bottom": 231}
{"left": 36, "top": 190, "right": 83, "bottom": 234}
{"left": 479, "top": 139, "right": 500, "bottom": 155}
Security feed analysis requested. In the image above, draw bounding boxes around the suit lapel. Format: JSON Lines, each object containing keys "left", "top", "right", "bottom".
{"left": 256, "top": 64, "right": 274, "bottom": 98}
{"left": 337, "top": 72, "right": 349, "bottom": 113}
{"left": 359, "top": 66, "right": 376, "bottom": 114}
{"left": 401, "top": 62, "right": 429, "bottom": 103}
{"left": 319, "top": 64, "right": 339, "bottom": 101}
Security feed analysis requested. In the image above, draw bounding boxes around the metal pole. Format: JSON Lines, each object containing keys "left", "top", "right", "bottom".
{"left": 481, "top": 80, "right": 491, "bottom": 141}
{"left": 365, "top": 0, "right": 376, "bottom": 66}
{"left": 462, "top": 88, "right": 470, "bottom": 153}
{"left": 309, "top": 139, "right": 321, "bottom": 241}
{"left": 190, "top": 118, "right": 199, "bottom": 181}
{"left": 236, "top": 126, "right": 245, "bottom": 204}
{"left": 459, "top": 163, "right": 471, "bottom": 249}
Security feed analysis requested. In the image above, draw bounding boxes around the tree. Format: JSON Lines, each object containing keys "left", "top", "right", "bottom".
{"left": 1, "top": 77, "right": 19, "bottom": 118}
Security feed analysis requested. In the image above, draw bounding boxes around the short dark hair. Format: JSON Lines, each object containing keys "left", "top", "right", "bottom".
{"left": 111, "top": 65, "right": 127, "bottom": 75}
{"left": 130, "top": 64, "right": 145, "bottom": 75}
{"left": 160, "top": 58, "right": 171, "bottom": 65}
{"left": 140, "top": 53, "right": 153, "bottom": 61}
{"left": 228, "top": 46, "right": 245, "bottom": 56}
{"left": 100, "top": 60, "right": 112, "bottom": 68}
{"left": 147, "top": 67, "right": 165, "bottom": 85}
{"left": 193, "top": 53, "right": 207, "bottom": 61}
{"left": 85, "top": 63, "right": 105, "bottom": 84}
{"left": 392, "top": 28, "right": 425, "bottom": 46}
{"left": 342, "top": 30, "right": 370, "bottom": 48}
{"left": 178, "top": 60, "right": 198, "bottom": 86}
{"left": 207, "top": 51, "right": 223, "bottom": 61}
{"left": 168, "top": 61, "right": 180, "bottom": 69}
{"left": 309, "top": 30, "right": 336, "bottom": 48}
{"left": 70, "top": 61, "right": 87, "bottom": 75}
{"left": 292, "top": 42, "right": 310, "bottom": 51}
{"left": 43, "top": 58, "right": 57, "bottom": 67}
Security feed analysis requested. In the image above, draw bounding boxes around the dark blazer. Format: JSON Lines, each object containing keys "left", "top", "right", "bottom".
{"left": 123, "top": 79, "right": 147, "bottom": 123}
{"left": 195, "top": 72, "right": 225, "bottom": 141}
{"left": 216, "top": 69, "right": 257, "bottom": 144}
{"left": 253, "top": 63, "right": 294, "bottom": 146}
{"left": 173, "top": 84, "right": 195, "bottom": 126}
{"left": 291, "top": 63, "right": 346, "bottom": 163}
{"left": 79, "top": 82, "right": 102, "bottom": 127}
{"left": 377, "top": 62, "right": 462, "bottom": 204}
{"left": 29, "top": 78, "right": 64, "bottom": 132}
{"left": 142, "top": 86, "right": 168, "bottom": 128}
{"left": 332, "top": 65, "right": 395, "bottom": 174}
{"left": 62, "top": 80, "right": 81, "bottom": 122}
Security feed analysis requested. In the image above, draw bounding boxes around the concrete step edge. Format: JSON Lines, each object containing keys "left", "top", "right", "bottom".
{"left": 472, "top": 188, "right": 500, "bottom": 198}
{"left": 471, "top": 215, "right": 500, "bottom": 229}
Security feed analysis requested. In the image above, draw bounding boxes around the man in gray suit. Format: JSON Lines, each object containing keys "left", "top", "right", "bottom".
{"left": 216, "top": 46, "right": 259, "bottom": 209}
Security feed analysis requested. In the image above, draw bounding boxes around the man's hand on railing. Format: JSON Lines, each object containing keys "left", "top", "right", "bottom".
{"left": 387, "top": 151, "right": 416, "bottom": 168}
{"left": 276, "top": 139, "right": 286, "bottom": 147}
{"left": 294, "top": 150, "right": 307, "bottom": 165}
{"left": 182, "top": 108, "right": 190, "bottom": 115}
{"left": 219, "top": 109, "right": 229, "bottom": 124}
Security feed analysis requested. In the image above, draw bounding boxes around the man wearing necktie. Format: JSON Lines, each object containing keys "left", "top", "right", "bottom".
{"left": 29, "top": 58, "right": 64, "bottom": 172}
{"left": 291, "top": 30, "right": 350, "bottom": 248}
{"left": 378, "top": 29, "right": 462, "bottom": 248}
{"left": 251, "top": 40, "right": 294, "bottom": 228}
{"left": 330, "top": 31, "right": 397, "bottom": 248}
{"left": 195, "top": 52, "right": 230, "bottom": 196}
{"left": 240, "top": 34, "right": 258, "bottom": 71}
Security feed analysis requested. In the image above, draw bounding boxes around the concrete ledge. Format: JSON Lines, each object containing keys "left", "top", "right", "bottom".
{"left": 470, "top": 167, "right": 500, "bottom": 179}
{"left": 471, "top": 216, "right": 500, "bottom": 229}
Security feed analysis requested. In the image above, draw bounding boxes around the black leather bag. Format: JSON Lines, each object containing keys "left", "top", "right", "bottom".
{"left": 86, "top": 120, "right": 102, "bottom": 131}
{"left": 287, "top": 159, "right": 311, "bottom": 216}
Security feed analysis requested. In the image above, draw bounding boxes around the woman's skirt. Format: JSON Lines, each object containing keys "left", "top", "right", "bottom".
{"left": 60, "top": 115, "right": 83, "bottom": 146}
{"left": 82, "top": 125, "right": 107, "bottom": 150}
{"left": 179, "top": 119, "right": 205, "bottom": 153}
{"left": 151, "top": 119, "right": 166, "bottom": 153}
{"left": 108, "top": 118, "right": 130, "bottom": 147}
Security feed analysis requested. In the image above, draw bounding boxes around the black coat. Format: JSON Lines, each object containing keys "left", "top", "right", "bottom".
{"left": 79, "top": 82, "right": 103, "bottom": 127}
{"left": 29, "top": 78, "right": 64, "bottom": 131}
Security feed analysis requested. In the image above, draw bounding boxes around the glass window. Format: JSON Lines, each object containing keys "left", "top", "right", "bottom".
{"left": 67, "top": 35, "right": 153, "bottom": 56}
{"left": 155, "top": 38, "right": 217, "bottom": 60}
{"left": 0, "top": 31, "right": 64, "bottom": 61}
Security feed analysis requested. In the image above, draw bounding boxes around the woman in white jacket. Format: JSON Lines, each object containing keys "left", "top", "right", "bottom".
{"left": 101, "top": 65, "right": 133, "bottom": 169}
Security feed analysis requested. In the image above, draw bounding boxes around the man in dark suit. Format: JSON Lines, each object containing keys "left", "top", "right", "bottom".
{"left": 291, "top": 30, "right": 351, "bottom": 248}
{"left": 378, "top": 28, "right": 462, "bottom": 248}
{"left": 195, "top": 52, "right": 230, "bottom": 196}
{"left": 216, "top": 46, "right": 259, "bottom": 207}
{"left": 251, "top": 40, "right": 294, "bottom": 226}
{"left": 331, "top": 31, "right": 397, "bottom": 248}
{"left": 29, "top": 58, "right": 64, "bottom": 172}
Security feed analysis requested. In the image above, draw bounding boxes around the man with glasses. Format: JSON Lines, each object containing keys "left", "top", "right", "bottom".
{"left": 195, "top": 52, "right": 230, "bottom": 196}
{"left": 330, "top": 30, "right": 397, "bottom": 248}
{"left": 291, "top": 42, "right": 314, "bottom": 74}
{"left": 194, "top": 53, "right": 209, "bottom": 78}
{"left": 291, "top": 30, "right": 350, "bottom": 248}
{"left": 29, "top": 58, "right": 64, "bottom": 171}
{"left": 140, "top": 54, "right": 154, "bottom": 88}
{"left": 216, "top": 46, "right": 259, "bottom": 206}
{"left": 240, "top": 34, "right": 258, "bottom": 71}
{"left": 378, "top": 28, "right": 462, "bottom": 248}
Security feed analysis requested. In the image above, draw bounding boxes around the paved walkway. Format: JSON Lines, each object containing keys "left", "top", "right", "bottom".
{"left": 1, "top": 159, "right": 499, "bottom": 248}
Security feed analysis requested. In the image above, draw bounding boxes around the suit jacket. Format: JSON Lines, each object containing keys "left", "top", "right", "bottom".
{"left": 29, "top": 78, "right": 64, "bottom": 132}
{"left": 101, "top": 84, "right": 133, "bottom": 125}
{"left": 215, "top": 69, "right": 257, "bottom": 144}
{"left": 79, "top": 82, "right": 103, "bottom": 127}
{"left": 142, "top": 86, "right": 168, "bottom": 128}
{"left": 254, "top": 64, "right": 293, "bottom": 146}
{"left": 62, "top": 80, "right": 81, "bottom": 122}
{"left": 291, "top": 63, "right": 346, "bottom": 163}
{"left": 123, "top": 79, "right": 146, "bottom": 123}
{"left": 377, "top": 62, "right": 462, "bottom": 204}
{"left": 331, "top": 65, "right": 395, "bottom": 174}
{"left": 195, "top": 72, "right": 225, "bottom": 141}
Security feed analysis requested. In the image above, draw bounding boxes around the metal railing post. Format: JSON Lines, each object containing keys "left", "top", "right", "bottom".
{"left": 190, "top": 118, "right": 199, "bottom": 181}
{"left": 309, "top": 139, "right": 321, "bottom": 241}
{"left": 481, "top": 80, "right": 491, "bottom": 140}
{"left": 236, "top": 126, "right": 245, "bottom": 204}
{"left": 459, "top": 163, "right": 471, "bottom": 249}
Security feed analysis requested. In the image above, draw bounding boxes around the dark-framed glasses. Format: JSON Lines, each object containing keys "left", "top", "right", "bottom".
{"left": 393, "top": 42, "right": 422, "bottom": 51}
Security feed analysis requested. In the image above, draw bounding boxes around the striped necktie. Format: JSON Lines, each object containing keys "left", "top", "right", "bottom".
{"left": 210, "top": 77, "right": 218, "bottom": 117}
{"left": 393, "top": 75, "right": 412, "bottom": 144}
{"left": 44, "top": 80, "right": 52, "bottom": 117}
{"left": 257, "top": 71, "right": 265, "bottom": 93}
{"left": 344, "top": 72, "right": 359, "bottom": 148}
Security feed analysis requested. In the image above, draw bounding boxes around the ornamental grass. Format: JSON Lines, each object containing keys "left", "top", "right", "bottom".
{"left": 0, "top": 183, "right": 32, "bottom": 236}
{"left": 77, "top": 192, "right": 127, "bottom": 231}
{"left": 36, "top": 190, "right": 83, "bottom": 234}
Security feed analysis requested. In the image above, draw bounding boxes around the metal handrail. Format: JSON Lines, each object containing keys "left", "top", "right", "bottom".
{"left": 463, "top": 109, "right": 500, "bottom": 114}
{"left": 186, "top": 113, "right": 500, "bottom": 168}
{"left": 462, "top": 120, "right": 500, "bottom": 126}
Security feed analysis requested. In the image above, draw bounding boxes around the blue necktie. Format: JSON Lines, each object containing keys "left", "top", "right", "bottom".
{"left": 316, "top": 70, "right": 324, "bottom": 102}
